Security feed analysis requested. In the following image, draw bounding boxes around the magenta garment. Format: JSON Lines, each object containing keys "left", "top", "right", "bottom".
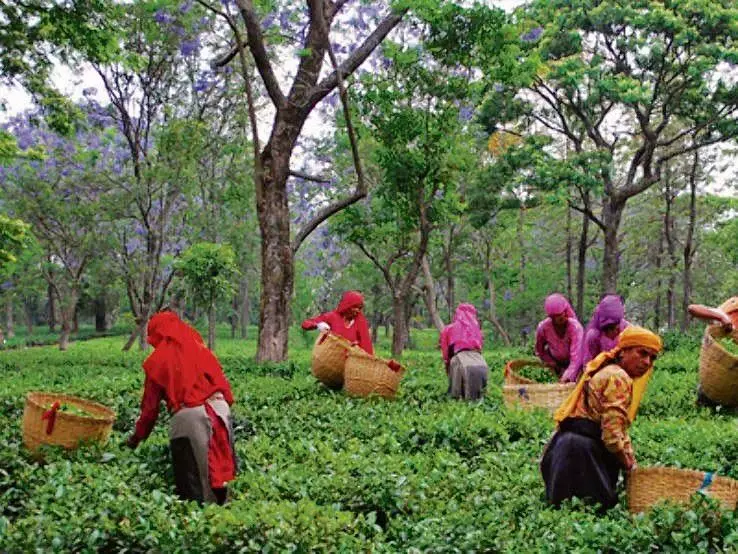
{"left": 582, "top": 295, "right": 629, "bottom": 368}
{"left": 544, "top": 293, "right": 577, "bottom": 319}
{"left": 535, "top": 317, "right": 584, "bottom": 381}
{"left": 439, "top": 304, "right": 484, "bottom": 368}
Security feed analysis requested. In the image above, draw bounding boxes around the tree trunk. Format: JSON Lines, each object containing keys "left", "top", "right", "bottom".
{"left": 601, "top": 197, "right": 626, "bottom": 294}
{"left": 421, "top": 255, "right": 445, "bottom": 332}
{"left": 518, "top": 204, "right": 526, "bottom": 293}
{"left": 5, "top": 296, "right": 14, "bottom": 339}
{"left": 576, "top": 192, "right": 591, "bottom": 316}
{"left": 391, "top": 294, "right": 409, "bottom": 357}
{"left": 444, "top": 226, "right": 456, "bottom": 318}
{"left": 48, "top": 282, "right": 56, "bottom": 332}
{"left": 653, "top": 220, "right": 665, "bottom": 330}
{"left": 681, "top": 152, "right": 699, "bottom": 331}
{"left": 483, "top": 240, "right": 511, "bottom": 346}
{"left": 24, "top": 297, "right": 34, "bottom": 335}
{"left": 566, "top": 201, "right": 573, "bottom": 302}
{"left": 256, "top": 148, "right": 294, "bottom": 362}
{"left": 57, "top": 288, "right": 78, "bottom": 351}
{"left": 123, "top": 320, "right": 145, "bottom": 351}
{"left": 230, "top": 294, "right": 238, "bottom": 339}
{"left": 240, "top": 276, "right": 249, "bottom": 340}
{"left": 208, "top": 302, "right": 216, "bottom": 351}
{"left": 664, "top": 181, "right": 678, "bottom": 329}
{"left": 94, "top": 295, "right": 107, "bottom": 332}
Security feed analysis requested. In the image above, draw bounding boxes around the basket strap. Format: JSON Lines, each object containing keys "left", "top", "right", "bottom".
{"left": 41, "top": 401, "right": 61, "bottom": 435}
{"left": 699, "top": 472, "right": 715, "bottom": 492}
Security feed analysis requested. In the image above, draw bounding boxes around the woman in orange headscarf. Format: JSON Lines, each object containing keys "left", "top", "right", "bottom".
{"left": 126, "top": 311, "right": 236, "bottom": 505}
{"left": 541, "top": 326, "right": 662, "bottom": 511}
{"left": 301, "top": 290, "right": 374, "bottom": 354}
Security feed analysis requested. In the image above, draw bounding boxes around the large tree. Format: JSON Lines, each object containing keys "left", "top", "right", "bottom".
{"left": 506, "top": 0, "right": 738, "bottom": 292}
{"left": 198, "top": 0, "right": 409, "bottom": 361}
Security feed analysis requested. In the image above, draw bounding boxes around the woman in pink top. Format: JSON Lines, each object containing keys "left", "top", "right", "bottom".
{"left": 582, "top": 294, "right": 629, "bottom": 369}
{"left": 439, "top": 303, "right": 488, "bottom": 400}
{"left": 535, "top": 293, "right": 584, "bottom": 383}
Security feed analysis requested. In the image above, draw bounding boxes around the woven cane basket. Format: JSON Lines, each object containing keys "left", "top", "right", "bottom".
{"left": 503, "top": 358, "right": 547, "bottom": 385}
{"left": 627, "top": 466, "right": 738, "bottom": 513}
{"left": 22, "top": 391, "right": 116, "bottom": 453}
{"left": 344, "top": 349, "right": 404, "bottom": 398}
{"left": 502, "top": 358, "right": 573, "bottom": 412}
{"left": 698, "top": 326, "right": 738, "bottom": 407}
{"left": 311, "top": 332, "right": 355, "bottom": 389}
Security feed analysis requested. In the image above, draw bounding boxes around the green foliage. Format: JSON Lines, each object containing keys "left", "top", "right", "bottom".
{"left": 175, "top": 242, "right": 239, "bottom": 310}
{"left": 2, "top": 331, "right": 738, "bottom": 550}
{"left": 0, "top": 214, "right": 30, "bottom": 266}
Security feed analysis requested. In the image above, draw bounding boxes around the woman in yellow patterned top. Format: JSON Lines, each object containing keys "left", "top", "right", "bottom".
{"left": 540, "top": 325, "right": 662, "bottom": 510}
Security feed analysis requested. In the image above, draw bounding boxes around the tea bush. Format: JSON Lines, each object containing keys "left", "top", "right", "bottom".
{"left": 1, "top": 329, "right": 738, "bottom": 552}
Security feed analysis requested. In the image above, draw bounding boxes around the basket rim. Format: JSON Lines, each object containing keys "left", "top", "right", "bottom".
{"left": 26, "top": 391, "right": 116, "bottom": 423}
{"left": 630, "top": 465, "right": 738, "bottom": 484}
{"left": 704, "top": 326, "right": 738, "bottom": 360}
{"left": 502, "top": 382, "right": 575, "bottom": 392}
{"left": 316, "top": 331, "right": 355, "bottom": 348}
{"left": 345, "top": 349, "right": 406, "bottom": 373}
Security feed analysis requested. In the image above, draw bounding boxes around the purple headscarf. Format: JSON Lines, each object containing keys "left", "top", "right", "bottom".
{"left": 586, "top": 295, "right": 625, "bottom": 334}
{"left": 439, "top": 303, "right": 484, "bottom": 368}
{"left": 544, "top": 293, "right": 577, "bottom": 320}
{"left": 582, "top": 294, "right": 629, "bottom": 368}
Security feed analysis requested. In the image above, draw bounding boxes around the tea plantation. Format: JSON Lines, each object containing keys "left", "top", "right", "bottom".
{"left": 2, "top": 329, "right": 738, "bottom": 552}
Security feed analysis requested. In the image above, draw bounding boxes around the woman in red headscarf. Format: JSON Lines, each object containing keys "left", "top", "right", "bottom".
{"left": 126, "top": 311, "right": 236, "bottom": 505}
{"left": 301, "top": 290, "right": 374, "bottom": 355}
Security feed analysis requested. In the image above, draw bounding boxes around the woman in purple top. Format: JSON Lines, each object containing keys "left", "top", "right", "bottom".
{"left": 535, "top": 293, "right": 584, "bottom": 383}
{"left": 582, "top": 294, "right": 629, "bottom": 369}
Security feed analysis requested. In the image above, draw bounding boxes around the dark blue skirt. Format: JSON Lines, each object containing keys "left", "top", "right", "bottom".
{"left": 540, "top": 417, "right": 623, "bottom": 511}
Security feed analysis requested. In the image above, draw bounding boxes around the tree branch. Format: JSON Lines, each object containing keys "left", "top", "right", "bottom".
{"left": 292, "top": 189, "right": 367, "bottom": 253}
{"left": 308, "top": 7, "right": 408, "bottom": 109}
{"left": 568, "top": 199, "right": 605, "bottom": 232}
{"left": 234, "top": 0, "right": 286, "bottom": 108}
{"left": 289, "top": 169, "right": 330, "bottom": 183}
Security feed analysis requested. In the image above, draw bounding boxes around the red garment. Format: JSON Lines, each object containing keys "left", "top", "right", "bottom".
{"left": 205, "top": 403, "right": 235, "bottom": 488}
{"left": 133, "top": 311, "right": 236, "bottom": 489}
{"left": 301, "top": 291, "right": 374, "bottom": 354}
{"left": 132, "top": 379, "right": 235, "bottom": 488}
{"left": 142, "top": 312, "right": 234, "bottom": 412}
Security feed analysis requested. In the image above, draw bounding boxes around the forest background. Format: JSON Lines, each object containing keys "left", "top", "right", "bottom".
{"left": 1, "top": 0, "right": 738, "bottom": 359}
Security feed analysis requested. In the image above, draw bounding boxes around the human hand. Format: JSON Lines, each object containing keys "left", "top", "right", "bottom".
{"left": 316, "top": 322, "right": 331, "bottom": 332}
{"left": 559, "top": 370, "right": 577, "bottom": 384}
{"left": 125, "top": 434, "right": 139, "bottom": 450}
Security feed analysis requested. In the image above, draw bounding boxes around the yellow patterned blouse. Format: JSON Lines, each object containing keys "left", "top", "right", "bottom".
{"left": 569, "top": 363, "right": 635, "bottom": 469}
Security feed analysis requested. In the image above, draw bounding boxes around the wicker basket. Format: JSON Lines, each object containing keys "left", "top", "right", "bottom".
{"left": 503, "top": 358, "right": 547, "bottom": 385}
{"left": 311, "top": 332, "right": 356, "bottom": 389}
{"left": 502, "top": 358, "right": 573, "bottom": 412}
{"left": 344, "top": 349, "right": 404, "bottom": 398}
{"left": 22, "top": 392, "right": 116, "bottom": 453}
{"left": 698, "top": 326, "right": 738, "bottom": 407}
{"left": 627, "top": 466, "right": 738, "bottom": 513}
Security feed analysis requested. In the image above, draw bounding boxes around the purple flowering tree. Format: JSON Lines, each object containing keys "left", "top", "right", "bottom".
{"left": 89, "top": 0, "right": 217, "bottom": 349}
{"left": 195, "top": 0, "right": 409, "bottom": 361}
{"left": 1, "top": 109, "right": 114, "bottom": 349}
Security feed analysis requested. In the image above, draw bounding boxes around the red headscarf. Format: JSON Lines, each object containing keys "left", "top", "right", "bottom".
{"left": 336, "top": 291, "right": 364, "bottom": 314}
{"left": 143, "top": 311, "right": 234, "bottom": 412}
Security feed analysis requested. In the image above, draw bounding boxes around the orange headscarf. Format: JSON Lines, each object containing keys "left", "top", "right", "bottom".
{"left": 554, "top": 325, "right": 662, "bottom": 423}
{"left": 143, "top": 311, "right": 233, "bottom": 412}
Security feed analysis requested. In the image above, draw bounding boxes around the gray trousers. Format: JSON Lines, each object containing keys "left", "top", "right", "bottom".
{"left": 448, "top": 350, "right": 488, "bottom": 400}
{"left": 169, "top": 395, "right": 234, "bottom": 504}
